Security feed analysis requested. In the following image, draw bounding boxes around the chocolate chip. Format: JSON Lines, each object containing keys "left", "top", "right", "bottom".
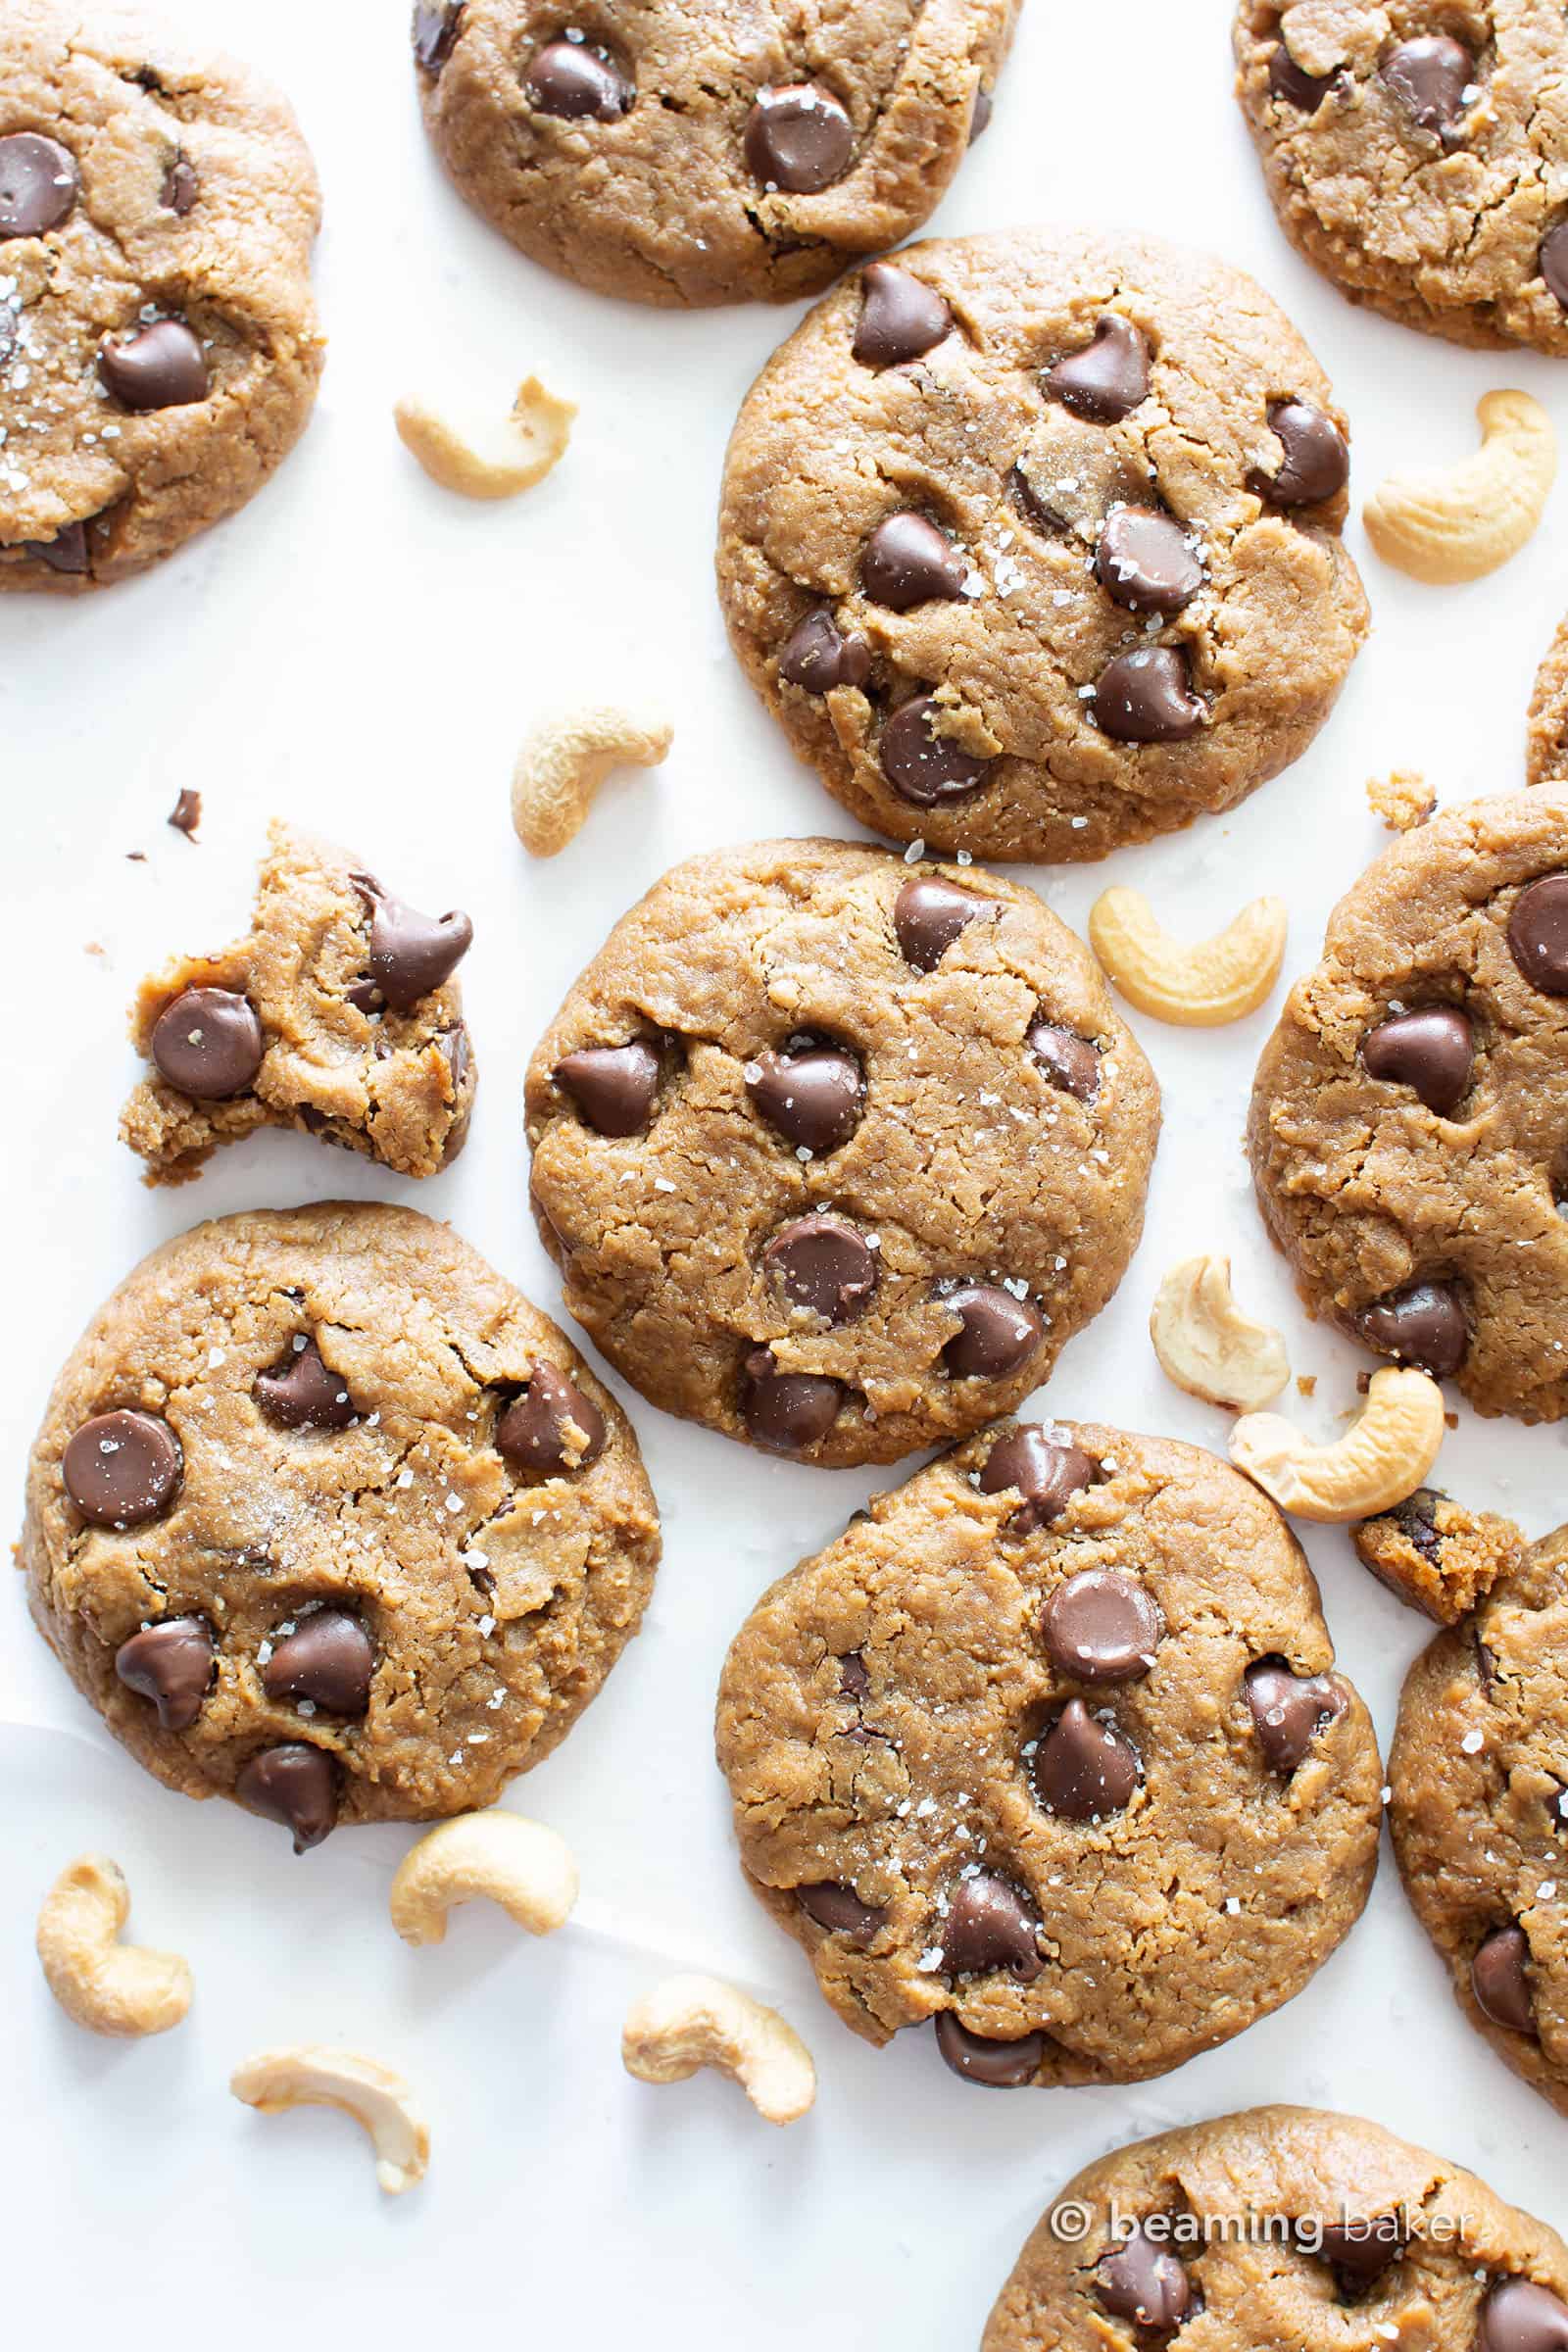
{"left": 0, "top": 132, "right": 78, "bottom": 239}
{"left": 969, "top": 84, "right": 994, "bottom": 140}
{"left": 1249, "top": 398, "right": 1350, "bottom": 507}
{"left": 979, "top": 1425, "right": 1097, "bottom": 1533}
{"left": 1096, "top": 2229, "right": 1194, "bottom": 2331}
{"left": 114, "top": 1617, "right": 214, "bottom": 1731}
{"left": 235, "top": 1743, "right": 338, "bottom": 1852}
{"left": 1541, "top": 223, "right": 1568, "bottom": 310}
{"left": 880, "top": 695, "right": 993, "bottom": 805}
{"left": 943, "top": 1873, "right": 1043, "bottom": 1981}
{"left": 747, "top": 1037, "right": 864, "bottom": 1153}
{"left": 1508, "top": 875, "right": 1568, "bottom": 995}
{"left": 779, "top": 609, "right": 870, "bottom": 694}
{"left": 894, "top": 876, "right": 998, "bottom": 969}
{"left": 443, "top": 1022, "right": 471, "bottom": 1091}
{"left": 555, "top": 1041, "right": 661, "bottom": 1135}
{"left": 741, "top": 1348, "right": 843, "bottom": 1452}
{"left": 525, "top": 37, "right": 633, "bottom": 120}
{"left": 839, "top": 1649, "right": 870, "bottom": 1699}
{"left": 497, "top": 1363, "right": 607, "bottom": 1474}
{"left": 1269, "top": 46, "right": 1339, "bottom": 111}
{"left": 1245, "top": 1657, "right": 1348, "bottom": 1774}
{"left": 162, "top": 154, "right": 198, "bottom": 213}
{"left": 27, "top": 520, "right": 89, "bottom": 574}
{"left": 1361, "top": 1006, "right": 1473, "bottom": 1115}
{"left": 744, "top": 82, "right": 853, "bottom": 192}
{"left": 264, "top": 1610, "right": 374, "bottom": 1716}
{"left": 1382, "top": 36, "right": 1474, "bottom": 136}
{"left": 1396, "top": 1486, "right": 1445, "bottom": 1567}
{"left": 150, "top": 986, "right": 265, "bottom": 1100}
{"left": 1028, "top": 1019, "right": 1101, "bottom": 1102}
{"left": 168, "top": 787, "right": 201, "bottom": 839}
{"left": 1030, "top": 1697, "right": 1140, "bottom": 1819}
{"left": 254, "top": 1337, "right": 357, "bottom": 1432}
{"left": 99, "top": 318, "right": 210, "bottom": 410}
{"left": 63, "top": 1409, "right": 183, "bottom": 1529}
{"left": 1481, "top": 2279, "right": 1568, "bottom": 2352}
{"left": 1472, "top": 1924, "right": 1536, "bottom": 2034}
{"left": 860, "top": 512, "right": 967, "bottom": 611}
{"left": 764, "top": 1215, "right": 877, "bottom": 1324}
{"left": 941, "top": 1284, "right": 1044, "bottom": 1379}
{"left": 1091, "top": 648, "right": 1203, "bottom": 744}
{"left": 797, "top": 1883, "right": 885, "bottom": 1942}
{"left": 853, "top": 261, "right": 953, "bottom": 368}
{"left": 1044, "top": 315, "right": 1151, "bottom": 423}
{"left": 933, "top": 2013, "right": 1045, "bottom": 2087}
{"left": 1356, "top": 1280, "right": 1467, "bottom": 1378}
{"left": 1316, "top": 2215, "right": 1406, "bottom": 2284}
{"left": 1095, "top": 507, "right": 1203, "bottom": 617}
{"left": 413, "top": 2, "right": 464, "bottom": 73}
{"left": 1041, "top": 1569, "right": 1163, "bottom": 1685}
{"left": 351, "top": 875, "right": 472, "bottom": 1010}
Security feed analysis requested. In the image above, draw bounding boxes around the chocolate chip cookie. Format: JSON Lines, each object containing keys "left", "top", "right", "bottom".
{"left": 1528, "top": 613, "right": 1568, "bottom": 785}
{"left": 20, "top": 1203, "right": 661, "bottom": 1850}
{"left": 715, "top": 1421, "right": 1381, "bottom": 2083}
{"left": 411, "top": 0, "right": 1015, "bottom": 308}
{"left": 1, "top": 1, "right": 323, "bottom": 589}
{"left": 1391, "top": 1523, "right": 1568, "bottom": 2118}
{"left": 1236, "top": 3, "right": 1568, "bottom": 355}
{"left": 120, "top": 821, "right": 476, "bottom": 1185}
{"left": 715, "top": 227, "right": 1368, "bottom": 862}
{"left": 1250, "top": 787, "right": 1568, "bottom": 1423}
{"left": 983, "top": 2104, "right": 1568, "bottom": 2348}
{"left": 1353, "top": 1487, "right": 1525, "bottom": 1623}
{"left": 525, "top": 839, "right": 1159, "bottom": 1468}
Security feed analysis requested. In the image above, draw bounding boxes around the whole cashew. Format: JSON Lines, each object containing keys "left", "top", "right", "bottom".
{"left": 230, "top": 2046, "right": 429, "bottom": 2195}
{"left": 1363, "top": 390, "right": 1556, "bottom": 585}
{"left": 394, "top": 375, "right": 575, "bottom": 501}
{"left": 1151, "top": 1255, "right": 1290, "bottom": 1410}
{"left": 1088, "top": 888, "right": 1288, "bottom": 1025}
{"left": 621, "top": 1974, "right": 816, "bottom": 2127}
{"left": 36, "top": 1854, "right": 191, "bottom": 2038}
{"left": 512, "top": 709, "right": 673, "bottom": 857}
{"left": 1229, "top": 1367, "right": 1446, "bottom": 1523}
{"left": 389, "top": 1810, "right": 579, "bottom": 1945}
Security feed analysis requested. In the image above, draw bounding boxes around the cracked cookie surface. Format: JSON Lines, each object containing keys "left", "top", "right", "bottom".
{"left": 410, "top": 0, "right": 1016, "bottom": 308}
{"left": 1, "top": 0, "right": 323, "bottom": 588}
{"left": 715, "top": 1422, "right": 1381, "bottom": 2084}
{"left": 1250, "top": 788, "right": 1568, "bottom": 1423}
{"left": 120, "top": 820, "right": 477, "bottom": 1185}
{"left": 983, "top": 2105, "right": 1568, "bottom": 2348}
{"left": 20, "top": 1202, "right": 661, "bottom": 1847}
{"left": 524, "top": 838, "right": 1159, "bottom": 1468}
{"left": 715, "top": 226, "right": 1368, "bottom": 862}
{"left": 1235, "top": 2, "right": 1568, "bottom": 355}
{"left": 1391, "top": 1523, "right": 1568, "bottom": 2119}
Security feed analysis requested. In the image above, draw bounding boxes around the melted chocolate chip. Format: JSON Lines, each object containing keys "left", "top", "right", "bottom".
{"left": 1508, "top": 875, "right": 1568, "bottom": 995}
{"left": 162, "top": 154, "right": 198, "bottom": 213}
{"left": 779, "top": 609, "right": 870, "bottom": 693}
{"left": 524, "top": 39, "right": 633, "bottom": 119}
{"left": 941, "top": 1284, "right": 1044, "bottom": 1379}
{"left": 235, "top": 1743, "right": 338, "bottom": 1852}
{"left": 254, "top": 1338, "right": 357, "bottom": 1432}
{"left": 1041, "top": 1569, "right": 1163, "bottom": 1685}
{"left": 839, "top": 1649, "right": 870, "bottom": 1699}
{"left": 798, "top": 1883, "right": 885, "bottom": 1942}
{"left": 741, "top": 1349, "right": 843, "bottom": 1452}
{"left": 413, "top": 2, "right": 464, "bottom": 73}
{"left": 555, "top": 1041, "right": 661, "bottom": 1135}
{"left": 1382, "top": 35, "right": 1474, "bottom": 136}
{"left": 943, "top": 1873, "right": 1043, "bottom": 1981}
{"left": 1269, "top": 46, "right": 1339, "bottom": 111}
{"left": 168, "top": 788, "right": 201, "bottom": 839}
{"left": 1096, "top": 2229, "right": 1194, "bottom": 2332}
{"left": 351, "top": 876, "right": 472, "bottom": 1011}
{"left": 150, "top": 985, "right": 265, "bottom": 1100}
{"left": 1361, "top": 1006, "right": 1473, "bottom": 1115}
{"left": 853, "top": 262, "right": 953, "bottom": 367}
{"left": 27, "top": 520, "right": 90, "bottom": 574}
{"left": 764, "top": 1215, "right": 877, "bottom": 1324}
{"left": 1481, "top": 2279, "right": 1568, "bottom": 2352}
{"left": 1356, "top": 1280, "right": 1467, "bottom": 1378}
{"left": 860, "top": 512, "right": 967, "bottom": 611}
{"left": 969, "top": 84, "right": 994, "bottom": 140}
{"left": 497, "top": 1363, "right": 607, "bottom": 1474}
{"left": 893, "top": 876, "right": 998, "bottom": 969}
{"left": 1541, "top": 223, "right": 1568, "bottom": 310}
{"left": 1316, "top": 2215, "right": 1406, "bottom": 2284}
{"left": 63, "top": 1409, "right": 183, "bottom": 1529}
{"left": 1030, "top": 1697, "right": 1140, "bottom": 1819}
{"left": 1091, "top": 647, "right": 1203, "bottom": 744}
{"left": 880, "top": 696, "right": 994, "bottom": 805}
{"left": 0, "top": 132, "right": 78, "bottom": 239}
{"left": 115, "top": 1617, "right": 214, "bottom": 1731}
{"left": 263, "top": 1610, "right": 374, "bottom": 1716}
{"left": 1472, "top": 1924, "right": 1537, "bottom": 2034}
{"left": 747, "top": 1038, "right": 864, "bottom": 1153}
{"left": 1028, "top": 1020, "right": 1101, "bottom": 1102}
{"left": 99, "top": 319, "right": 210, "bottom": 410}
{"left": 1249, "top": 398, "right": 1350, "bottom": 507}
{"left": 979, "top": 1425, "right": 1097, "bottom": 1533}
{"left": 744, "top": 82, "right": 853, "bottom": 192}
{"left": 1045, "top": 315, "right": 1151, "bottom": 422}
{"left": 1095, "top": 507, "right": 1203, "bottom": 616}
{"left": 1396, "top": 1486, "right": 1445, "bottom": 1567}
{"left": 933, "top": 2013, "right": 1045, "bottom": 2087}
{"left": 1245, "top": 1657, "right": 1348, "bottom": 1774}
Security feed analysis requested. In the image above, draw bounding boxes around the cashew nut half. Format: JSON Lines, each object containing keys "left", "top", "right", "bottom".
{"left": 1363, "top": 390, "right": 1556, "bottom": 585}
{"left": 230, "top": 2046, "right": 429, "bottom": 2194}
{"left": 390, "top": 1809, "right": 579, "bottom": 1945}
{"left": 1229, "top": 1366, "right": 1446, "bottom": 1523}
{"left": 1151, "top": 1255, "right": 1290, "bottom": 1410}
{"left": 621, "top": 1974, "right": 816, "bottom": 2127}
{"left": 394, "top": 375, "right": 575, "bottom": 501}
{"left": 36, "top": 1854, "right": 191, "bottom": 2037}
{"left": 512, "top": 709, "right": 673, "bottom": 858}
{"left": 1088, "top": 888, "right": 1288, "bottom": 1026}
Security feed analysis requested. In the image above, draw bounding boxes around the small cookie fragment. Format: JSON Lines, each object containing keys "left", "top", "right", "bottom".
{"left": 1366, "top": 769, "right": 1434, "bottom": 832}
{"left": 1353, "top": 1488, "right": 1526, "bottom": 1624}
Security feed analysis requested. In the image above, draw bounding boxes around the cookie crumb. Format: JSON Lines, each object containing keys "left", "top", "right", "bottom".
{"left": 169, "top": 789, "right": 203, "bottom": 840}
{"left": 1366, "top": 769, "right": 1434, "bottom": 831}
{"left": 1352, "top": 1488, "right": 1525, "bottom": 1624}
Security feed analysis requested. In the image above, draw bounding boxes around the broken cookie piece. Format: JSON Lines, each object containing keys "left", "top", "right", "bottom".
{"left": 120, "top": 820, "right": 475, "bottom": 1184}
{"left": 1352, "top": 1487, "right": 1525, "bottom": 1625}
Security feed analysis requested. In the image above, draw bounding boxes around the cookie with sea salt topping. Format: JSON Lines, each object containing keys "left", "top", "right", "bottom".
{"left": 20, "top": 1202, "right": 661, "bottom": 1850}
{"left": 524, "top": 837, "right": 1159, "bottom": 1468}
{"left": 715, "top": 226, "right": 1367, "bottom": 861}
{"left": 716, "top": 1420, "right": 1381, "bottom": 2084}
{"left": 0, "top": 1, "right": 323, "bottom": 589}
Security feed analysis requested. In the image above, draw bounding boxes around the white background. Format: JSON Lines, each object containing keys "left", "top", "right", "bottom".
{"left": 4, "top": 0, "right": 1567, "bottom": 2338}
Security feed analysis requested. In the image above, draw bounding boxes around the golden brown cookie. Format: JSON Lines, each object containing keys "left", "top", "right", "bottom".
{"left": 20, "top": 1203, "right": 661, "bottom": 1850}
{"left": 1528, "top": 614, "right": 1568, "bottom": 785}
{"left": 0, "top": 1, "right": 324, "bottom": 588}
{"left": 715, "top": 1422, "right": 1382, "bottom": 2085}
{"left": 525, "top": 839, "right": 1159, "bottom": 1468}
{"left": 1352, "top": 1486, "right": 1525, "bottom": 1623}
